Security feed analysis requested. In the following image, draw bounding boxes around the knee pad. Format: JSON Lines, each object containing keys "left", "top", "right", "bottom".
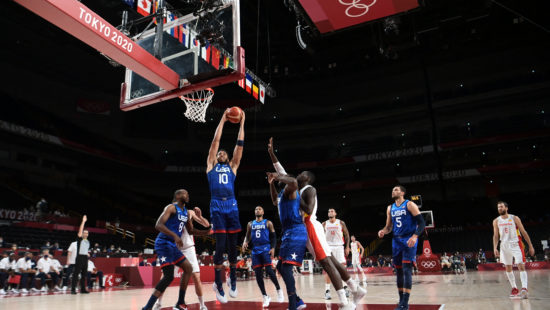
{"left": 402, "top": 263, "right": 412, "bottom": 289}
{"left": 155, "top": 265, "right": 175, "bottom": 292}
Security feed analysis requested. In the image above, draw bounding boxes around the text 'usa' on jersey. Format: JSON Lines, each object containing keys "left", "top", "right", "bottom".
{"left": 391, "top": 200, "right": 416, "bottom": 237}
{"left": 157, "top": 203, "right": 189, "bottom": 243}
{"left": 251, "top": 219, "right": 270, "bottom": 251}
{"left": 207, "top": 163, "right": 236, "bottom": 199}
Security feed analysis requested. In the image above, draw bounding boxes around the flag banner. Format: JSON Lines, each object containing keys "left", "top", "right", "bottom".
{"left": 252, "top": 84, "right": 259, "bottom": 99}
{"left": 211, "top": 46, "right": 221, "bottom": 69}
{"left": 238, "top": 78, "right": 245, "bottom": 88}
{"left": 245, "top": 74, "right": 252, "bottom": 93}
{"left": 259, "top": 84, "right": 266, "bottom": 103}
{"left": 137, "top": 0, "right": 151, "bottom": 16}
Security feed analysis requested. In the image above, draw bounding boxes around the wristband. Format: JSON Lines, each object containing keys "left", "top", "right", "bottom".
{"left": 236, "top": 140, "right": 244, "bottom": 146}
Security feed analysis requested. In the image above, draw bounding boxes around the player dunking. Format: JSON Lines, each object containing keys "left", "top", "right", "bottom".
{"left": 378, "top": 185, "right": 425, "bottom": 310}
{"left": 350, "top": 235, "right": 367, "bottom": 286}
{"left": 267, "top": 172, "right": 308, "bottom": 310}
{"left": 207, "top": 109, "right": 245, "bottom": 303}
{"left": 242, "top": 206, "right": 284, "bottom": 307}
{"left": 323, "top": 209, "right": 352, "bottom": 300}
{"left": 492, "top": 201, "right": 535, "bottom": 299}
{"left": 154, "top": 207, "right": 212, "bottom": 310}
{"left": 142, "top": 190, "right": 212, "bottom": 310}
{"left": 268, "top": 137, "right": 366, "bottom": 309}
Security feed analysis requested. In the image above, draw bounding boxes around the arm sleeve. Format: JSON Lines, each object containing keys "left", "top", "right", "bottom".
{"left": 273, "top": 162, "right": 287, "bottom": 175}
{"left": 414, "top": 214, "right": 426, "bottom": 236}
{"left": 269, "top": 231, "right": 277, "bottom": 249}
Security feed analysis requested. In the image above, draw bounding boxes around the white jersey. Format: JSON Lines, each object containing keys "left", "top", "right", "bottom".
{"left": 181, "top": 225, "right": 195, "bottom": 249}
{"left": 351, "top": 241, "right": 360, "bottom": 258}
{"left": 325, "top": 219, "right": 345, "bottom": 246}
{"left": 300, "top": 185, "right": 317, "bottom": 221}
{"left": 497, "top": 214, "right": 520, "bottom": 244}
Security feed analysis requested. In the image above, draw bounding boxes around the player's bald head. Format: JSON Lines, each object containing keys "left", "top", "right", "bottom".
{"left": 173, "top": 189, "right": 189, "bottom": 203}
{"left": 297, "top": 171, "right": 315, "bottom": 185}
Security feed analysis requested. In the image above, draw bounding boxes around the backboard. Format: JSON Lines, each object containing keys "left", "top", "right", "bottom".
{"left": 420, "top": 210, "right": 435, "bottom": 229}
{"left": 120, "top": 0, "right": 244, "bottom": 111}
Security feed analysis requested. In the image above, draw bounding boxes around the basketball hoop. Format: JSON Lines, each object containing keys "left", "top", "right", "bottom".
{"left": 180, "top": 88, "right": 214, "bottom": 123}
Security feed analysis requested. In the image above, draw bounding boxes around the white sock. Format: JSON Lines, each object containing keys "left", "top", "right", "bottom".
{"left": 336, "top": 289, "right": 348, "bottom": 305}
{"left": 325, "top": 283, "right": 331, "bottom": 291}
{"left": 506, "top": 271, "right": 517, "bottom": 289}
{"left": 520, "top": 271, "right": 528, "bottom": 289}
{"left": 198, "top": 295, "right": 204, "bottom": 306}
{"left": 346, "top": 278, "right": 358, "bottom": 292}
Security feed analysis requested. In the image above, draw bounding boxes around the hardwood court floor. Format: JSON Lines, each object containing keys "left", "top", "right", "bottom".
{"left": 1, "top": 270, "right": 548, "bottom": 310}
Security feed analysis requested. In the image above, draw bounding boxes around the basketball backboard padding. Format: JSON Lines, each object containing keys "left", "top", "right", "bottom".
{"left": 421, "top": 210, "right": 435, "bottom": 229}
{"left": 14, "top": 0, "right": 180, "bottom": 90}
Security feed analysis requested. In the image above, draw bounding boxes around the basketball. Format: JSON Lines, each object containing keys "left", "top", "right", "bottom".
{"left": 227, "top": 106, "right": 243, "bottom": 123}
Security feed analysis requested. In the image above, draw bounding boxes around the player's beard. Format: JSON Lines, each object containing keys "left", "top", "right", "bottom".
{"left": 498, "top": 210, "right": 507, "bottom": 215}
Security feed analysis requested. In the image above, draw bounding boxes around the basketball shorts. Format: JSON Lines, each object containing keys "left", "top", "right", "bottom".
{"left": 181, "top": 246, "right": 200, "bottom": 273}
{"left": 351, "top": 254, "right": 361, "bottom": 266}
{"left": 252, "top": 245, "right": 272, "bottom": 269}
{"left": 500, "top": 241, "right": 526, "bottom": 265}
{"left": 279, "top": 224, "right": 308, "bottom": 266}
{"left": 155, "top": 238, "right": 186, "bottom": 268}
{"left": 210, "top": 198, "right": 241, "bottom": 233}
{"left": 330, "top": 245, "right": 346, "bottom": 265}
{"left": 305, "top": 218, "right": 332, "bottom": 261}
{"left": 392, "top": 236, "right": 418, "bottom": 267}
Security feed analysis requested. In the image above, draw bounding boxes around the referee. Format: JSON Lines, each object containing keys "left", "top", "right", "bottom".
{"left": 71, "top": 215, "right": 90, "bottom": 294}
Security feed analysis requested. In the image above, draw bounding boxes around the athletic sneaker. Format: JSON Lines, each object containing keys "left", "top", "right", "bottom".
{"left": 213, "top": 283, "right": 228, "bottom": 303}
{"left": 344, "top": 286, "right": 350, "bottom": 298}
{"left": 199, "top": 305, "right": 208, "bottom": 310}
{"left": 11, "top": 288, "right": 20, "bottom": 294}
{"left": 229, "top": 286, "right": 238, "bottom": 298}
{"left": 338, "top": 303, "right": 355, "bottom": 310}
{"left": 352, "top": 285, "right": 366, "bottom": 305}
{"left": 262, "top": 295, "right": 271, "bottom": 307}
{"left": 54, "top": 286, "right": 62, "bottom": 291}
{"left": 41, "top": 286, "right": 48, "bottom": 293}
{"left": 173, "top": 304, "right": 188, "bottom": 310}
{"left": 510, "top": 287, "right": 519, "bottom": 298}
{"left": 62, "top": 286, "right": 68, "bottom": 292}
{"left": 277, "top": 289, "right": 285, "bottom": 302}
{"left": 520, "top": 288, "right": 528, "bottom": 299}
{"left": 325, "top": 290, "right": 332, "bottom": 300}
{"left": 287, "top": 298, "right": 307, "bottom": 310}
{"left": 153, "top": 300, "right": 162, "bottom": 310}
{"left": 31, "top": 288, "right": 40, "bottom": 292}
{"left": 21, "top": 288, "right": 29, "bottom": 294}
{"left": 0, "top": 289, "right": 6, "bottom": 295}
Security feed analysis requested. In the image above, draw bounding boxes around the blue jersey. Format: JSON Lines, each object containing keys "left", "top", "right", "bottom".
{"left": 157, "top": 203, "right": 189, "bottom": 242}
{"left": 278, "top": 190, "right": 303, "bottom": 231}
{"left": 250, "top": 219, "right": 270, "bottom": 249}
{"left": 207, "top": 163, "right": 236, "bottom": 199}
{"left": 391, "top": 200, "right": 416, "bottom": 237}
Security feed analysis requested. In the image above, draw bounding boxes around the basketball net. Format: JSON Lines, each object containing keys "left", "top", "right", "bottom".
{"left": 180, "top": 88, "right": 214, "bottom": 123}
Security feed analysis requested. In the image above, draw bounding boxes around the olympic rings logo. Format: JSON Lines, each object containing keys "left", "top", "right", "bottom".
{"left": 338, "top": 0, "right": 377, "bottom": 18}
{"left": 421, "top": 261, "right": 437, "bottom": 268}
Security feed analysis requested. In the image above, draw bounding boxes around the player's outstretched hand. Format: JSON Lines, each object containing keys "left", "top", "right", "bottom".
{"left": 494, "top": 249, "right": 499, "bottom": 258}
{"left": 221, "top": 109, "right": 229, "bottom": 122}
{"left": 194, "top": 207, "right": 202, "bottom": 218}
{"left": 82, "top": 215, "right": 87, "bottom": 223}
{"left": 240, "top": 109, "right": 245, "bottom": 123}
{"left": 407, "top": 235, "right": 417, "bottom": 248}
{"left": 377, "top": 230, "right": 385, "bottom": 238}
{"left": 242, "top": 242, "right": 248, "bottom": 251}
{"left": 266, "top": 172, "right": 278, "bottom": 184}
{"left": 174, "top": 236, "right": 183, "bottom": 248}
{"left": 268, "top": 137, "right": 274, "bottom": 153}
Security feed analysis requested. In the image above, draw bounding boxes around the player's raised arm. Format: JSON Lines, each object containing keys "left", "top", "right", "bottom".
{"left": 492, "top": 219, "right": 500, "bottom": 258}
{"left": 77, "top": 215, "right": 87, "bottom": 238}
{"left": 207, "top": 110, "right": 228, "bottom": 172}
{"left": 185, "top": 210, "right": 213, "bottom": 236}
{"left": 192, "top": 207, "right": 210, "bottom": 227}
{"left": 242, "top": 221, "right": 252, "bottom": 251}
{"left": 406, "top": 201, "right": 425, "bottom": 248}
{"left": 299, "top": 186, "right": 317, "bottom": 216}
{"left": 378, "top": 206, "right": 393, "bottom": 238}
{"left": 155, "top": 204, "right": 183, "bottom": 247}
{"left": 514, "top": 216, "right": 535, "bottom": 256}
{"left": 268, "top": 137, "right": 287, "bottom": 175}
{"left": 267, "top": 220, "right": 277, "bottom": 259}
{"left": 341, "top": 220, "right": 351, "bottom": 256}
{"left": 274, "top": 173, "right": 298, "bottom": 199}
{"left": 230, "top": 110, "right": 245, "bottom": 174}
{"left": 267, "top": 172, "right": 279, "bottom": 206}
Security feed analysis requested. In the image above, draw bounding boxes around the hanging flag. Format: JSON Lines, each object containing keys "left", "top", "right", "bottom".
{"left": 201, "top": 43, "right": 211, "bottom": 63}
{"left": 152, "top": 0, "right": 158, "bottom": 24}
{"left": 259, "top": 84, "right": 266, "bottom": 103}
{"left": 137, "top": 0, "right": 151, "bottom": 16}
{"left": 165, "top": 11, "right": 173, "bottom": 35}
{"left": 181, "top": 24, "right": 189, "bottom": 47}
{"left": 252, "top": 84, "right": 259, "bottom": 99}
{"left": 245, "top": 74, "right": 252, "bottom": 93}
{"left": 223, "top": 55, "right": 230, "bottom": 68}
{"left": 189, "top": 30, "right": 199, "bottom": 51}
{"left": 123, "top": 0, "right": 135, "bottom": 8}
{"left": 238, "top": 78, "right": 245, "bottom": 88}
{"left": 211, "top": 46, "right": 221, "bottom": 69}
